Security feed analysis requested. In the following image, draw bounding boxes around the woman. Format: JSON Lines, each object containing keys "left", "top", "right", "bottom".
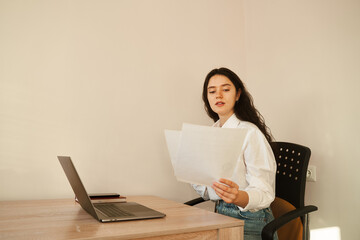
{"left": 192, "top": 67, "right": 278, "bottom": 240}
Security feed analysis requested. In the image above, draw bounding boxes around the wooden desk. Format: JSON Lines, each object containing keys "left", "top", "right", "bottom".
{"left": 0, "top": 195, "right": 244, "bottom": 240}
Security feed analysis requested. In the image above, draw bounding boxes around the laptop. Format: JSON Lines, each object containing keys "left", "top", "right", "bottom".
{"left": 58, "top": 156, "right": 166, "bottom": 222}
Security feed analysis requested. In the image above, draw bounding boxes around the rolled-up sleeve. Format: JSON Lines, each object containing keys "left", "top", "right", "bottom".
{"left": 191, "top": 184, "right": 209, "bottom": 200}
{"left": 240, "top": 128, "right": 276, "bottom": 212}
{"left": 191, "top": 184, "right": 221, "bottom": 201}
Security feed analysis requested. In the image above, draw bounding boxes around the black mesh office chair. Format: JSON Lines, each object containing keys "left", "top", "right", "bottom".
{"left": 184, "top": 141, "right": 318, "bottom": 240}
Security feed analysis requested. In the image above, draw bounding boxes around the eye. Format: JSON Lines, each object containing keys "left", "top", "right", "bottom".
{"left": 208, "top": 91, "right": 215, "bottom": 94}
{"left": 223, "top": 88, "right": 230, "bottom": 92}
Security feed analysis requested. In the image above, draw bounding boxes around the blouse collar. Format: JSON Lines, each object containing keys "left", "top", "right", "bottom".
{"left": 213, "top": 114, "right": 241, "bottom": 128}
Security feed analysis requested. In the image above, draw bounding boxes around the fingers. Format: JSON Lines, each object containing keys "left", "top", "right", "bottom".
{"left": 212, "top": 182, "right": 236, "bottom": 195}
{"left": 212, "top": 179, "right": 239, "bottom": 204}
{"left": 218, "top": 178, "right": 239, "bottom": 189}
{"left": 212, "top": 185, "right": 236, "bottom": 203}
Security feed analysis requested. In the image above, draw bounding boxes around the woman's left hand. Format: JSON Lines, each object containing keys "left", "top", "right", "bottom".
{"left": 212, "top": 178, "right": 249, "bottom": 207}
{"left": 212, "top": 178, "right": 240, "bottom": 204}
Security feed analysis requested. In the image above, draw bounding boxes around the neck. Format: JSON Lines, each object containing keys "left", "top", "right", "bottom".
{"left": 218, "top": 113, "right": 233, "bottom": 127}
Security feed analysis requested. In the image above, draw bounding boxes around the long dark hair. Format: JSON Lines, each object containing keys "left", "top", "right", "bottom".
{"left": 202, "top": 67, "right": 274, "bottom": 143}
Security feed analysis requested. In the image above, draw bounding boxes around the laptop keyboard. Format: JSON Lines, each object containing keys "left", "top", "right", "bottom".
{"left": 95, "top": 204, "right": 134, "bottom": 217}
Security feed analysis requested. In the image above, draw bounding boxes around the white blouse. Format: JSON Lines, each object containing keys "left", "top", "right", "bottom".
{"left": 192, "top": 114, "right": 276, "bottom": 212}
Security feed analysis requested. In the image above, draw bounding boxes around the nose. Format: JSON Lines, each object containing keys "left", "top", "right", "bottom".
{"left": 216, "top": 91, "right": 223, "bottom": 99}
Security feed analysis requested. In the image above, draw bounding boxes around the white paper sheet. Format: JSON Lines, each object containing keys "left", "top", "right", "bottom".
{"left": 164, "top": 129, "right": 181, "bottom": 170}
{"left": 165, "top": 123, "right": 247, "bottom": 187}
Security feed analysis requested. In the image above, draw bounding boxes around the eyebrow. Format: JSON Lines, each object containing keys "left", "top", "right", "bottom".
{"left": 207, "top": 83, "right": 232, "bottom": 89}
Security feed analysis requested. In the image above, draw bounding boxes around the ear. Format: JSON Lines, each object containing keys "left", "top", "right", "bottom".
{"left": 236, "top": 89, "right": 241, "bottom": 101}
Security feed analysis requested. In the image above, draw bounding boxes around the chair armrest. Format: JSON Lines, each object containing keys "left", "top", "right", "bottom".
{"left": 261, "top": 205, "right": 318, "bottom": 240}
{"left": 184, "top": 197, "right": 206, "bottom": 206}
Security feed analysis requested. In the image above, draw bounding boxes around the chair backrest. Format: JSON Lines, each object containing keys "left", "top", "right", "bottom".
{"left": 270, "top": 142, "right": 311, "bottom": 210}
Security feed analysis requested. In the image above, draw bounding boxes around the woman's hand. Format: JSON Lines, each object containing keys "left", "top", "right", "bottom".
{"left": 212, "top": 178, "right": 249, "bottom": 208}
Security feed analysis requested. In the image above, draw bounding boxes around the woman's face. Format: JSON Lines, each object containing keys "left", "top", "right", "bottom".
{"left": 207, "top": 74, "right": 240, "bottom": 120}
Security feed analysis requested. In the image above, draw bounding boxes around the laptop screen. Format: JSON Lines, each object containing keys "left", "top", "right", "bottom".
{"left": 58, "top": 156, "right": 99, "bottom": 220}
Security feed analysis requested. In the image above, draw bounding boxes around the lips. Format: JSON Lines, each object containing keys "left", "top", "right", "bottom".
{"left": 215, "top": 101, "right": 225, "bottom": 106}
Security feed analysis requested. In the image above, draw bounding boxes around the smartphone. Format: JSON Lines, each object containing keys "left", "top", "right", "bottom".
{"left": 88, "top": 193, "right": 120, "bottom": 199}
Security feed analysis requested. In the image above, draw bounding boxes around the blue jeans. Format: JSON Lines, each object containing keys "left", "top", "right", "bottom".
{"left": 216, "top": 201, "right": 278, "bottom": 240}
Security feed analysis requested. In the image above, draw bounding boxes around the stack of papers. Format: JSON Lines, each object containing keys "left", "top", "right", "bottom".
{"left": 165, "top": 123, "right": 247, "bottom": 187}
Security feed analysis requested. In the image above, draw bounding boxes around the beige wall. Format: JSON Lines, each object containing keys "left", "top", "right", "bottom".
{"left": 1, "top": 0, "right": 359, "bottom": 239}
{"left": 0, "top": 0, "right": 245, "bottom": 202}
